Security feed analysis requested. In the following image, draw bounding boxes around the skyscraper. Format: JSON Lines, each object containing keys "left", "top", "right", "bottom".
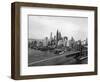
{"left": 56, "top": 29, "right": 59, "bottom": 44}
{"left": 56, "top": 29, "right": 62, "bottom": 40}
{"left": 58, "top": 31, "right": 62, "bottom": 40}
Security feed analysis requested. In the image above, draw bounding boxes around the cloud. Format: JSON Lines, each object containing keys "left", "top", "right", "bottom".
{"left": 29, "top": 15, "right": 88, "bottom": 41}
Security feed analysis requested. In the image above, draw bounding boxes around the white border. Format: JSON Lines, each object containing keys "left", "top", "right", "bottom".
{"left": 20, "top": 7, "right": 95, "bottom": 75}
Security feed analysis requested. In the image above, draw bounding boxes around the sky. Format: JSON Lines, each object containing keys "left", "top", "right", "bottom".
{"left": 28, "top": 15, "right": 88, "bottom": 41}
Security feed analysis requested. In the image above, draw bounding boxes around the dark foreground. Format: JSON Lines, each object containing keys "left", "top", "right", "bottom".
{"left": 28, "top": 49, "right": 88, "bottom": 66}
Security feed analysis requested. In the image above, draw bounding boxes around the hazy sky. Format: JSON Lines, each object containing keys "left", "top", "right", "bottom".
{"left": 28, "top": 15, "right": 88, "bottom": 41}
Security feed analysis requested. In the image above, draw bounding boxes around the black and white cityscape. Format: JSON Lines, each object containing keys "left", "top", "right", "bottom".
{"left": 28, "top": 15, "right": 88, "bottom": 66}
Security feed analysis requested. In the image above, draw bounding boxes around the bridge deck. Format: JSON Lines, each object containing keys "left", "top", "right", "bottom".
{"left": 29, "top": 50, "right": 87, "bottom": 66}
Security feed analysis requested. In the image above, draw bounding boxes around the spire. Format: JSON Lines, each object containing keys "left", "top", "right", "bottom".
{"left": 56, "top": 29, "right": 59, "bottom": 41}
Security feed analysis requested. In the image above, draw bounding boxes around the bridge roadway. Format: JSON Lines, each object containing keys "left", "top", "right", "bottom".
{"left": 29, "top": 50, "right": 87, "bottom": 66}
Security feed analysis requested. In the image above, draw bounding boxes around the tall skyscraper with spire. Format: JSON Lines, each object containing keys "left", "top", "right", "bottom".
{"left": 58, "top": 31, "right": 62, "bottom": 40}
{"left": 56, "top": 29, "right": 59, "bottom": 44}
{"left": 56, "top": 29, "right": 62, "bottom": 41}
